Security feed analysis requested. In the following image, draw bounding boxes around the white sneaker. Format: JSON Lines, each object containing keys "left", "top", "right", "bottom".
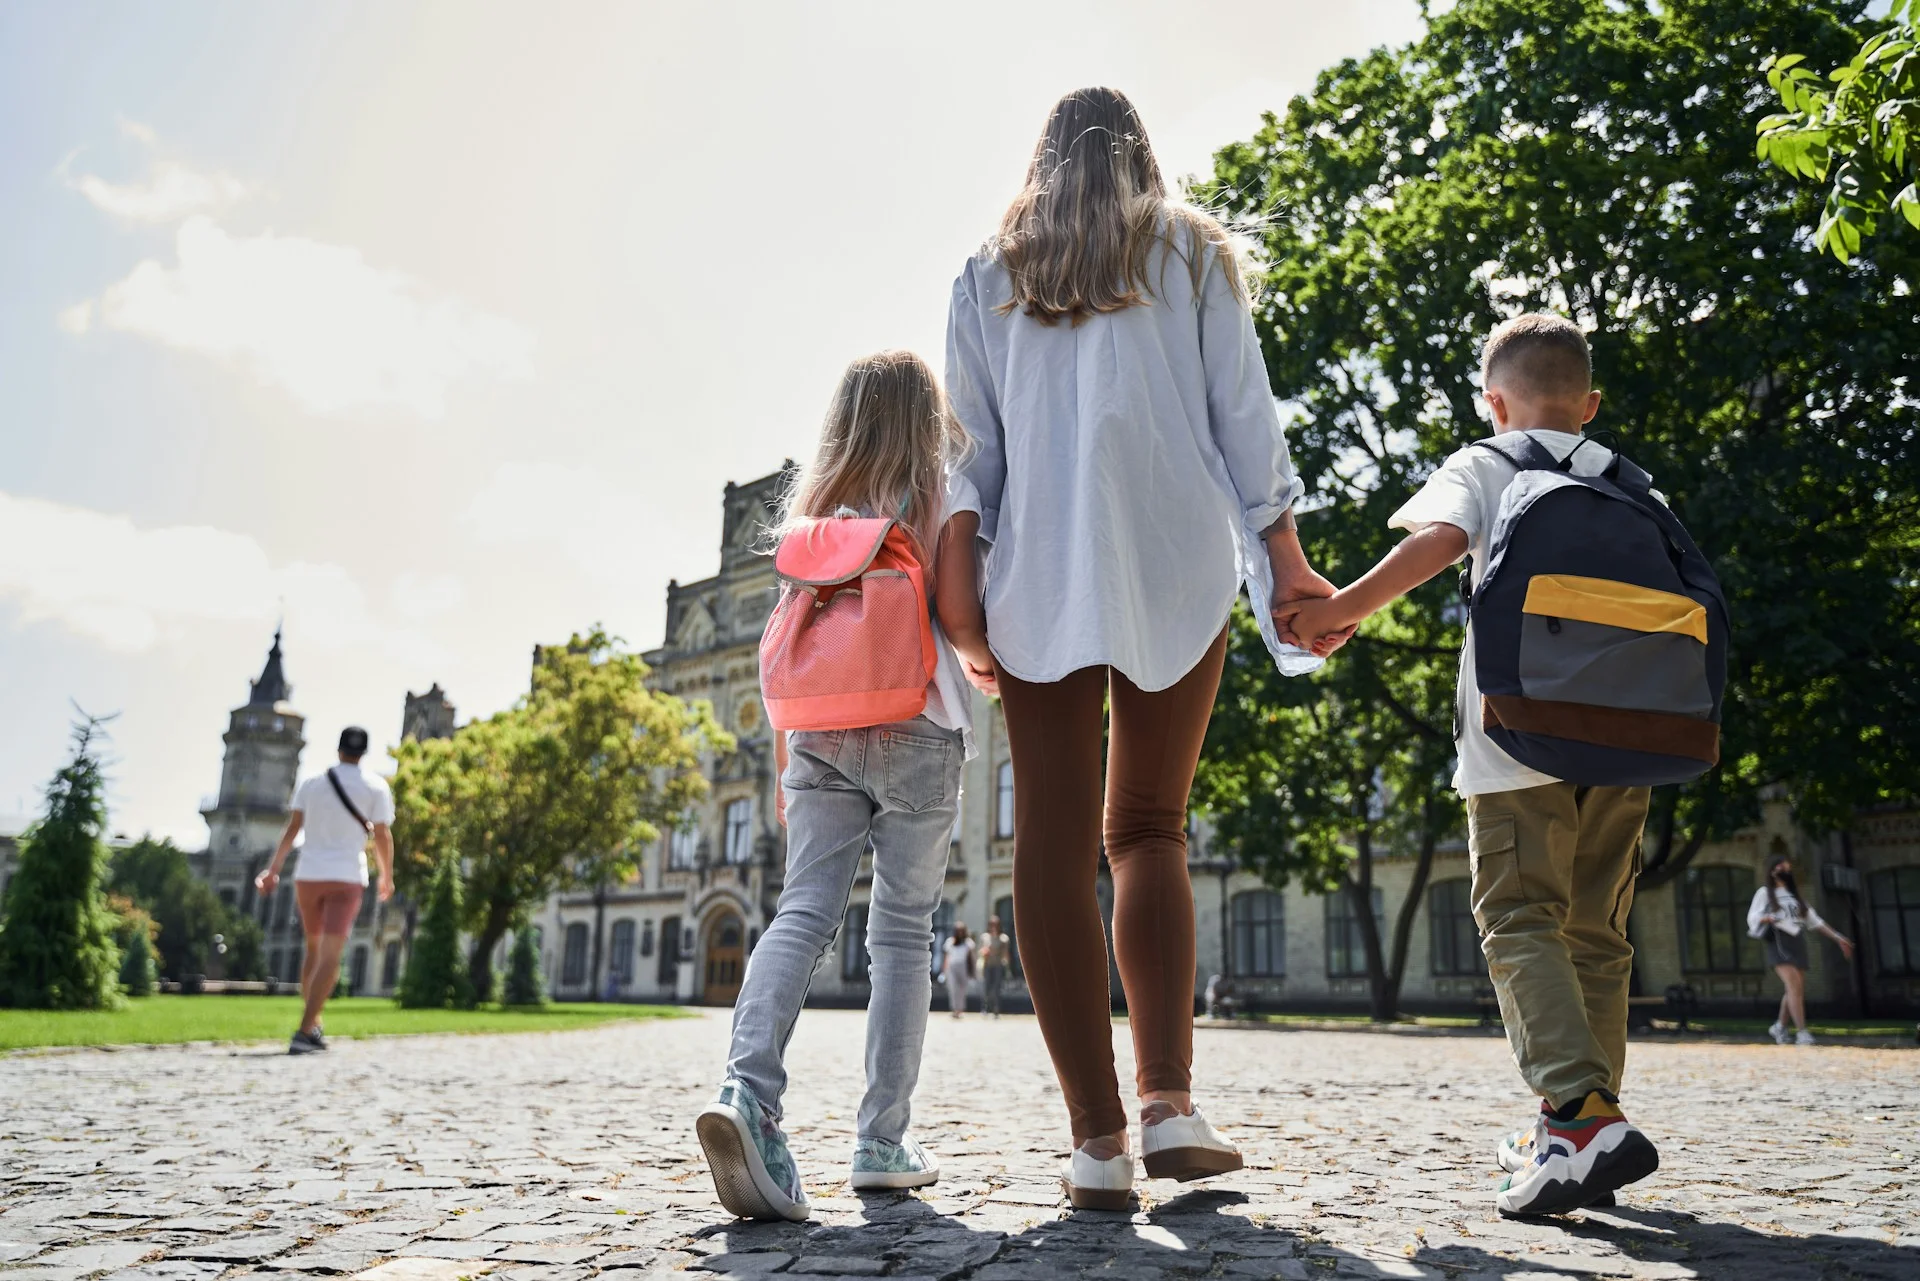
{"left": 1795, "top": 1029, "right": 1816, "bottom": 1046}
{"left": 1062, "top": 1145, "right": 1134, "bottom": 1211}
{"left": 1140, "top": 1104, "right": 1244, "bottom": 1182}
{"left": 1768, "top": 1021, "right": 1788, "bottom": 1044}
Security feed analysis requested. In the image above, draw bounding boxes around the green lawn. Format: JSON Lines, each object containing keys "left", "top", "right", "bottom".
{"left": 1242, "top": 1011, "right": 1915, "bottom": 1040}
{"left": 0, "top": 995, "right": 688, "bottom": 1052}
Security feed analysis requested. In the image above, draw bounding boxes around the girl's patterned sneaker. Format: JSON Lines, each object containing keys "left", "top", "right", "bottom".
{"left": 849, "top": 1135, "right": 940, "bottom": 1191}
{"left": 696, "top": 1078, "right": 809, "bottom": 1221}
{"left": 1497, "top": 1091, "right": 1658, "bottom": 1218}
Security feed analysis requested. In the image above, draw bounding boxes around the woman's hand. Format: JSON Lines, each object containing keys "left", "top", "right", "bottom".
{"left": 1835, "top": 933, "right": 1855, "bottom": 960}
{"left": 1272, "top": 568, "right": 1355, "bottom": 657}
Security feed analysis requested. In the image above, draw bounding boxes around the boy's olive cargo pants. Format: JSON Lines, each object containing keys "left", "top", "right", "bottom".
{"left": 1467, "top": 782, "right": 1651, "bottom": 1109}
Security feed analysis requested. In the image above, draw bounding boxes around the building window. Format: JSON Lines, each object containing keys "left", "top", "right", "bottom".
{"left": 1231, "top": 890, "right": 1286, "bottom": 978}
{"left": 669, "top": 816, "right": 699, "bottom": 870}
{"left": 841, "top": 905, "right": 870, "bottom": 982}
{"left": 658, "top": 915, "right": 682, "bottom": 985}
{"left": 995, "top": 761, "right": 1015, "bottom": 839}
{"left": 610, "top": 919, "right": 636, "bottom": 985}
{"left": 993, "top": 894, "right": 1020, "bottom": 978}
{"left": 725, "top": 799, "right": 754, "bottom": 865}
{"left": 562, "top": 923, "right": 590, "bottom": 987}
{"left": 1680, "top": 865, "right": 1761, "bottom": 974}
{"left": 219, "top": 886, "right": 237, "bottom": 909}
{"left": 1325, "top": 888, "right": 1384, "bottom": 979}
{"left": 349, "top": 946, "right": 369, "bottom": 994}
{"left": 1429, "top": 879, "right": 1486, "bottom": 977}
{"left": 1870, "top": 866, "right": 1920, "bottom": 977}
{"left": 380, "top": 941, "right": 401, "bottom": 990}
{"left": 268, "top": 948, "right": 283, "bottom": 980}
{"left": 640, "top": 919, "right": 656, "bottom": 958}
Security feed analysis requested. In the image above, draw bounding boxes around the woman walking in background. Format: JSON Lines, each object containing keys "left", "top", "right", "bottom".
{"left": 945, "top": 86, "right": 1342, "bottom": 1209}
{"left": 942, "top": 922, "right": 974, "bottom": 1018}
{"left": 1749, "top": 854, "right": 1854, "bottom": 1046}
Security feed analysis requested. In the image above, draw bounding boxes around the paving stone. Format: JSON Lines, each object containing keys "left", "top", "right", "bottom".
{"left": 6, "top": 1012, "right": 1919, "bottom": 1281}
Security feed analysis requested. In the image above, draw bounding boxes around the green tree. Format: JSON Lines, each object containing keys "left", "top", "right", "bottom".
{"left": 502, "top": 917, "right": 547, "bottom": 1007}
{"left": 398, "top": 852, "right": 474, "bottom": 1009}
{"left": 1758, "top": 0, "right": 1919, "bottom": 260}
{"left": 114, "top": 900, "right": 158, "bottom": 997}
{"left": 392, "top": 629, "right": 726, "bottom": 996}
{"left": 109, "top": 836, "right": 257, "bottom": 981}
{"left": 1193, "top": 0, "right": 1919, "bottom": 1015}
{"left": 0, "top": 719, "right": 124, "bottom": 1010}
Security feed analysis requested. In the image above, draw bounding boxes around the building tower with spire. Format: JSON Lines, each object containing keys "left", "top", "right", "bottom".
{"left": 195, "top": 628, "right": 306, "bottom": 915}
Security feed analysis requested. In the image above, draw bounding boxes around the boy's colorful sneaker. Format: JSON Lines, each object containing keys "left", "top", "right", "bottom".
{"left": 848, "top": 1136, "right": 939, "bottom": 1191}
{"left": 1496, "top": 1092, "right": 1658, "bottom": 1218}
{"left": 696, "top": 1078, "right": 809, "bottom": 1222}
{"left": 1496, "top": 1113, "right": 1544, "bottom": 1174}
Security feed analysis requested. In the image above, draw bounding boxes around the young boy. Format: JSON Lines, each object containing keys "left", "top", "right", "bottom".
{"left": 1282, "top": 314, "right": 1659, "bottom": 1216}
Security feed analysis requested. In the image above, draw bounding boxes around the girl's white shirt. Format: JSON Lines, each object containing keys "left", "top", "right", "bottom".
{"left": 942, "top": 937, "right": 975, "bottom": 980}
{"left": 1747, "top": 885, "right": 1826, "bottom": 938}
{"left": 947, "top": 226, "right": 1319, "bottom": 692}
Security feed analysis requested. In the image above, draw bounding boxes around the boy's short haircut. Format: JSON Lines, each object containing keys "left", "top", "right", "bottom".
{"left": 1482, "top": 313, "right": 1592, "bottom": 403}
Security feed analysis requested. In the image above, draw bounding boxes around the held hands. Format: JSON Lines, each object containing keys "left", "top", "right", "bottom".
{"left": 953, "top": 636, "right": 1000, "bottom": 697}
{"left": 1272, "top": 567, "right": 1357, "bottom": 658}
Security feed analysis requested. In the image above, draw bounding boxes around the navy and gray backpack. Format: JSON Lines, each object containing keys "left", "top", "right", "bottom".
{"left": 1465, "top": 433, "right": 1729, "bottom": 787}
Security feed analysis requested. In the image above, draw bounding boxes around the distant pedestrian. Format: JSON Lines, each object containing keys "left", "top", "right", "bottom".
{"left": 254, "top": 727, "right": 394, "bottom": 1055}
{"left": 1749, "top": 854, "right": 1854, "bottom": 1046}
{"left": 978, "top": 914, "right": 1011, "bottom": 1018}
{"left": 942, "top": 922, "right": 974, "bottom": 1018}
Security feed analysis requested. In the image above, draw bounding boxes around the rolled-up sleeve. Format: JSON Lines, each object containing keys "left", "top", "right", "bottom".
{"left": 946, "top": 261, "right": 1006, "bottom": 544}
{"left": 1197, "top": 250, "right": 1302, "bottom": 533}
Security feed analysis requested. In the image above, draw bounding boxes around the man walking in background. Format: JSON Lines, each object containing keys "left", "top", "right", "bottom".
{"left": 255, "top": 727, "right": 395, "bottom": 1054}
{"left": 979, "top": 914, "right": 1012, "bottom": 1019}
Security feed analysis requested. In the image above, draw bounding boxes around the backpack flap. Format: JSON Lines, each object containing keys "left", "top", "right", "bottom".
{"left": 773, "top": 517, "right": 897, "bottom": 587}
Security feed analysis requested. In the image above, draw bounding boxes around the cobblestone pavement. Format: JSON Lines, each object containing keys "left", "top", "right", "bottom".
{"left": 3, "top": 1011, "right": 1916, "bottom": 1281}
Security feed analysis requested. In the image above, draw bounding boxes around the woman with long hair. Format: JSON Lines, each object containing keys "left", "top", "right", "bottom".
{"left": 942, "top": 921, "right": 974, "bottom": 1019}
{"left": 1748, "top": 854, "right": 1853, "bottom": 1046}
{"left": 946, "top": 87, "right": 1342, "bottom": 1209}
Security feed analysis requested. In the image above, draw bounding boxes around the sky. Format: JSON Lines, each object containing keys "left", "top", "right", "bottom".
{"left": 0, "top": 0, "right": 1436, "bottom": 844}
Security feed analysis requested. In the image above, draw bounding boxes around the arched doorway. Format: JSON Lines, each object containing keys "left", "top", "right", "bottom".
{"left": 703, "top": 912, "right": 746, "bottom": 1004}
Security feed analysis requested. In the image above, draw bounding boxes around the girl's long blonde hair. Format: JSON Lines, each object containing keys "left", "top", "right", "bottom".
{"left": 995, "top": 86, "right": 1245, "bottom": 327}
{"left": 778, "top": 350, "right": 968, "bottom": 563}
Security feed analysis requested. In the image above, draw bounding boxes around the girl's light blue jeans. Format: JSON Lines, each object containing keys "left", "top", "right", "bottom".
{"left": 724, "top": 716, "right": 961, "bottom": 1145}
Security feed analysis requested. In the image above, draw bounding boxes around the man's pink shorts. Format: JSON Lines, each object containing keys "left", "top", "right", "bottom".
{"left": 296, "top": 880, "right": 365, "bottom": 935}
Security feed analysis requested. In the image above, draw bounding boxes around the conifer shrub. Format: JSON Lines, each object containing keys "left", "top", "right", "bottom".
{"left": 503, "top": 919, "right": 548, "bottom": 1007}
{"left": 397, "top": 853, "right": 474, "bottom": 1009}
{"left": 0, "top": 721, "right": 124, "bottom": 1010}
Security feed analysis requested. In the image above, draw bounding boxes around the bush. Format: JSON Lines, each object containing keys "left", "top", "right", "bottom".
{"left": 397, "top": 854, "right": 474, "bottom": 1010}
{"left": 0, "top": 721, "right": 123, "bottom": 1010}
{"left": 109, "top": 836, "right": 257, "bottom": 981}
{"left": 118, "top": 922, "right": 157, "bottom": 997}
{"left": 503, "top": 920, "right": 547, "bottom": 1007}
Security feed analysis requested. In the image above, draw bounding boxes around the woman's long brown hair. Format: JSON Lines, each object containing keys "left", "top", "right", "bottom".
{"left": 994, "top": 86, "right": 1245, "bottom": 327}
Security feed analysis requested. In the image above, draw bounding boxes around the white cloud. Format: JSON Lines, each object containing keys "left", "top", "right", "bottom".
{"left": 85, "top": 215, "right": 534, "bottom": 419}
{"left": 0, "top": 490, "right": 438, "bottom": 665}
{"left": 465, "top": 462, "right": 643, "bottom": 588}
{"left": 57, "top": 301, "right": 93, "bottom": 334}
{"left": 73, "top": 159, "right": 252, "bottom": 223}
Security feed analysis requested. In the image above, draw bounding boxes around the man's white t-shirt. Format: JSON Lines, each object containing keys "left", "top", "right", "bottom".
{"left": 1389, "top": 429, "right": 1657, "bottom": 797}
{"left": 291, "top": 762, "right": 394, "bottom": 885}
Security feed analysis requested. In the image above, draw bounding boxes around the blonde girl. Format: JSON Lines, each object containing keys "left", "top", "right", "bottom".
{"left": 696, "top": 350, "right": 991, "bottom": 1221}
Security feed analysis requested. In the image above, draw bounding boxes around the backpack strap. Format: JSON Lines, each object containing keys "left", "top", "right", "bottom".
{"left": 326, "top": 767, "right": 374, "bottom": 835}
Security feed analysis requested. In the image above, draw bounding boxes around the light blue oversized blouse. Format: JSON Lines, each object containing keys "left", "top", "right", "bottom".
{"left": 945, "top": 232, "right": 1318, "bottom": 692}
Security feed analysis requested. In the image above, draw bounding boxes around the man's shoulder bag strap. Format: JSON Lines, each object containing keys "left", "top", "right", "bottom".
{"left": 325, "top": 767, "right": 374, "bottom": 834}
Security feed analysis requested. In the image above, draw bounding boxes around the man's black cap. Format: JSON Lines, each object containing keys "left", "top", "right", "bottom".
{"left": 338, "top": 726, "right": 371, "bottom": 755}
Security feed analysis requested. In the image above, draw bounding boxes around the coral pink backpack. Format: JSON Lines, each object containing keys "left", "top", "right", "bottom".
{"left": 760, "top": 515, "right": 937, "bottom": 731}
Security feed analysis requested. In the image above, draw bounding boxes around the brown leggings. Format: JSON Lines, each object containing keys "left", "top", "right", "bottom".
{"left": 998, "top": 627, "right": 1227, "bottom": 1141}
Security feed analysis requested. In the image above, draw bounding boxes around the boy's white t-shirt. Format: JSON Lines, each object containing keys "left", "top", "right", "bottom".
{"left": 922, "top": 471, "right": 983, "bottom": 759}
{"left": 1388, "top": 429, "right": 1653, "bottom": 797}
